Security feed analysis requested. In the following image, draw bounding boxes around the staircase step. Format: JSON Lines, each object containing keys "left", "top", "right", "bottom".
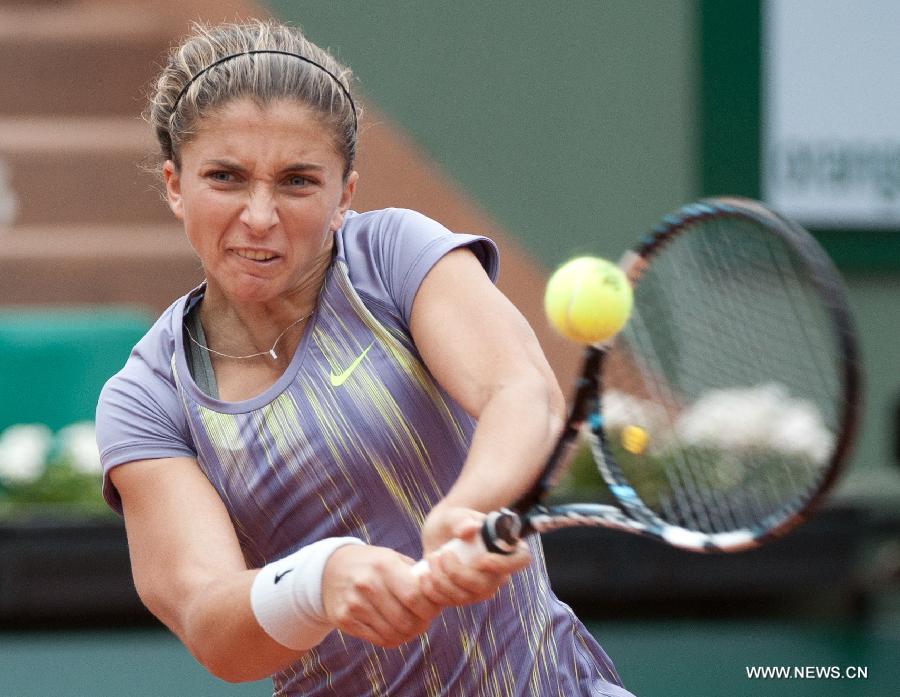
{"left": 0, "top": 2, "right": 168, "bottom": 41}
{"left": 0, "top": 225, "right": 202, "bottom": 313}
{"left": 0, "top": 117, "right": 170, "bottom": 225}
{"left": 0, "top": 4, "right": 169, "bottom": 117}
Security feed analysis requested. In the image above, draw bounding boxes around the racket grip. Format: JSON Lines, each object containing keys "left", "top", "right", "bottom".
{"left": 410, "top": 509, "right": 523, "bottom": 578}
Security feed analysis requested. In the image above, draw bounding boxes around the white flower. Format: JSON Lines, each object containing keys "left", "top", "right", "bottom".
{"left": 675, "top": 383, "right": 834, "bottom": 464}
{"left": 604, "top": 391, "right": 668, "bottom": 431}
{"left": 0, "top": 424, "right": 53, "bottom": 485}
{"left": 770, "top": 401, "right": 835, "bottom": 465}
{"left": 57, "top": 421, "right": 102, "bottom": 475}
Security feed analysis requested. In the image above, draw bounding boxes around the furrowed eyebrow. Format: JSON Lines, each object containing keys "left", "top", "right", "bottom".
{"left": 201, "top": 159, "right": 247, "bottom": 172}
{"left": 281, "top": 162, "right": 326, "bottom": 173}
{"left": 199, "top": 160, "right": 327, "bottom": 174}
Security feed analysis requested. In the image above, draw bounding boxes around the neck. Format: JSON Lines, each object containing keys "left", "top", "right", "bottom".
{"left": 199, "top": 253, "right": 331, "bottom": 362}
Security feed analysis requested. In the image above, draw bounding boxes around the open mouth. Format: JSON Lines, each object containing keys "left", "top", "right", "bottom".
{"left": 232, "top": 248, "right": 280, "bottom": 263}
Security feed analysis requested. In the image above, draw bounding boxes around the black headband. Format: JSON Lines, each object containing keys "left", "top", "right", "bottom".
{"left": 172, "top": 49, "right": 358, "bottom": 130}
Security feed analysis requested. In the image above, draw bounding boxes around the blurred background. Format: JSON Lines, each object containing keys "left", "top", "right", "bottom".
{"left": 0, "top": 0, "right": 897, "bottom": 695}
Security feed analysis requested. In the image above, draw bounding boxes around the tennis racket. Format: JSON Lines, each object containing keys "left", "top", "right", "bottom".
{"left": 414, "top": 196, "right": 860, "bottom": 573}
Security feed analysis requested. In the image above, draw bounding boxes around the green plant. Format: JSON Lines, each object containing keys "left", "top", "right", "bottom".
{"left": 0, "top": 423, "right": 112, "bottom": 520}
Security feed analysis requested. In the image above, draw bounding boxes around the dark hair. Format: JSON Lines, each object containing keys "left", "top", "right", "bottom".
{"left": 147, "top": 20, "right": 358, "bottom": 177}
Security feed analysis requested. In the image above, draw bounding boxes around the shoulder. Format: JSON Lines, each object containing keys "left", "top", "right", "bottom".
{"left": 338, "top": 208, "right": 494, "bottom": 267}
{"left": 99, "top": 297, "right": 182, "bottom": 402}
{"left": 96, "top": 294, "right": 198, "bottom": 513}
{"left": 335, "top": 208, "right": 499, "bottom": 323}
{"left": 336, "top": 207, "right": 446, "bottom": 263}
{"left": 96, "top": 295, "right": 195, "bottom": 467}
{"left": 340, "top": 206, "right": 441, "bottom": 236}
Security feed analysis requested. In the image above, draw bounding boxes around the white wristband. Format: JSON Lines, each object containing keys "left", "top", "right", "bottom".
{"left": 250, "top": 536, "right": 364, "bottom": 651}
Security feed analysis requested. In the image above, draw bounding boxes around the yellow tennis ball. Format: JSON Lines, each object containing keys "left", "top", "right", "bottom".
{"left": 621, "top": 424, "right": 649, "bottom": 455}
{"left": 544, "top": 256, "right": 633, "bottom": 344}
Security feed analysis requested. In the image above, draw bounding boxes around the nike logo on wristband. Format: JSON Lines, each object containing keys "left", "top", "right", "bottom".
{"left": 273, "top": 569, "right": 294, "bottom": 584}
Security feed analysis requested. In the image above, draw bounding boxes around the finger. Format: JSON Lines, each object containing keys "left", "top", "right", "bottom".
{"left": 332, "top": 562, "right": 428, "bottom": 644}
{"left": 392, "top": 577, "right": 443, "bottom": 622}
{"left": 371, "top": 556, "right": 447, "bottom": 635}
{"left": 431, "top": 540, "right": 532, "bottom": 603}
{"left": 424, "top": 549, "right": 498, "bottom": 604}
{"left": 385, "top": 558, "right": 443, "bottom": 622}
{"left": 357, "top": 582, "right": 430, "bottom": 640}
{"left": 336, "top": 593, "right": 427, "bottom": 647}
{"left": 330, "top": 587, "right": 401, "bottom": 642}
{"left": 448, "top": 515, "right": 484, "bottom": 541}
{"left": 421, "top": 506, "right": 486, "bottom": 555}
{"left": 337, "top": 615, "right": 392, "bottom": 647}
{"left": 472, "top": 541, "right": 531, "bottom": 576}
{"left": 345, "top": 617, "right": 421, "bottom": 649}
{"left": 417, "top": 556, "right": 464, "bottom": 606}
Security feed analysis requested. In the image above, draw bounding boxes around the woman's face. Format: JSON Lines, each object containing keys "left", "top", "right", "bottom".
{"left": 163, "top": 98, "right": 357, "bottom": 305}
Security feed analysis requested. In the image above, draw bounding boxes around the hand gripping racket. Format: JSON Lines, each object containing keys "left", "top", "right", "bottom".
{"left": 414, "top": 196, "right": 860, "bottom": 573}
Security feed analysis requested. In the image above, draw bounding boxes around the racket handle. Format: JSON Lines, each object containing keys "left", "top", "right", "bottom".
{"left": 410, "top": 509, "right": 523, "bottom": 578}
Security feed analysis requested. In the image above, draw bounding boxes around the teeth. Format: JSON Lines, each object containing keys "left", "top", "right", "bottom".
{"left": 235, "top": 249, "right": 276, "bottom": 261}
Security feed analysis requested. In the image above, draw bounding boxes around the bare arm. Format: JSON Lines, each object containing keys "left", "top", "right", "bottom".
{"left": 411, "top": 247, "right": 566, "bottom": 527}
{"left": 111, "top": 457, "right": 293, "bottom": 682}
{"left": 409, "top": 247, "right": 565, "bottom": 601}
{"left": 112, "top": 457, "right": 440, "bottom": 682}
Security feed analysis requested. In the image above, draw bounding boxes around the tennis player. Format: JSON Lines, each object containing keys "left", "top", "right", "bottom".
{"left": 96, "top": 19, "right": 635, "bottom": 697}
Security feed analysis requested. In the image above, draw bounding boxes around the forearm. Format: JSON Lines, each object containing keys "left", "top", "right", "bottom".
{"left": 117, "top": 460, "right": 299, "bottom": 682}
{"left": 408, "top": 247, "right": 566, "bottom": 543}
{"left": 439, "top": 375, "right": 565, "bottom": 513}
{"left": 173, "top": 537, "right": 364, "bottom": 682}
{"left": 417, "top": 376, "right": 554, "bottom": 599}
{"left": 175, "top": 569, "right": 298, "bottom": 683}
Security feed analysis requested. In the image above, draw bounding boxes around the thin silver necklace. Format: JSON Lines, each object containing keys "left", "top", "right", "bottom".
{"left": 184, "top": 310, "right": 313, "bottom": 360}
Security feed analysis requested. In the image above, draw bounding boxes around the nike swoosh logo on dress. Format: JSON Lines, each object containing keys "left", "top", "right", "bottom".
{"left": 329, "top": 342, "right": 374, "bottom": 387}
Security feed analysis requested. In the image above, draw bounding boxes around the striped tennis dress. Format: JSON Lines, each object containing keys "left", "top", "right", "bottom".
{"left": 97, "top": 208, "right": 634, "bottom": 697}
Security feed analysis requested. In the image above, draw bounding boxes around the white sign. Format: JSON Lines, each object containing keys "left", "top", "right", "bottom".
{"left": 763, "top": 0, "right": 900, "bottom": 228}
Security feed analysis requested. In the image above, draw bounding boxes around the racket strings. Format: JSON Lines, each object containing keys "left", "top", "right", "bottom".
{"left": 693, "top": 222, "right": 822, "bottom": 524}
{"left": 599, "top": 302, "right": 728, "bottom": 533}
{"left": 616, "top": 232, "right": 762, "bottom": 532}
{"left": 735, "top": 245, "right": 843, "bottom": 524}
{"left": 602, "top": 220, "right": 844, "bottom": 535}
{"left": 762, "top": 233, "right": 842, "bottom": 422}
{"left": 724, "top": 223, "right": 839, "bottom": 503}
{"left": 736, "top": 222, "right": 840, "bottom": 408}
{"left": 670, "top": 225, "right": 780, "bottom": 531}
{"left": 606, "top": 306, "right": 718, "bottom": 532}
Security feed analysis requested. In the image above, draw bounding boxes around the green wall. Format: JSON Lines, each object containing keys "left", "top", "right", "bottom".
{"left": 4, "top": 622, "right": 898, "bottom": 697}
{"left": 267, "top": 0, "right": 698, "bottom": 264}
{"left": 840, "top": 275, "right": 900, "bottom": 499}
{"left": 0, "top": 309, "right": 150, "bottom": 431}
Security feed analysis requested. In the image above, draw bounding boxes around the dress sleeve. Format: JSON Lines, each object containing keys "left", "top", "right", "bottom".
{"left": 341, "top": 208, "right": 499, "bottom": 327}
{"left": 95, "top": 334, "right": 195, "bottom": 514}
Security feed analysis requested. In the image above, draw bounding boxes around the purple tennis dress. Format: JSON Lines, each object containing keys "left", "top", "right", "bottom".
{"left": 97, "top": 208, "right": 634, "bottom": 697}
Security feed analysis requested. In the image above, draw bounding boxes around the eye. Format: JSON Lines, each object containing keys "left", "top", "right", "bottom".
{"left": 208, "top": 170, "right": 234, "bottom": 183}
{"left": 284, "top": 174, "right": 311, "bottom": 187}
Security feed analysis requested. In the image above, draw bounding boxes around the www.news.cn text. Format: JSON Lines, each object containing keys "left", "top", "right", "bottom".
{"left": 745, "top": 665, "right": 868, "bottom": 680}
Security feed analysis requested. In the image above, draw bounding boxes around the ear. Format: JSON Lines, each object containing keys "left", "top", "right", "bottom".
{"left": 330, "top": 170, "right": 358, "bottom": 231}
{"left": 162, "top": 160, "right": 184, "bottom": 220}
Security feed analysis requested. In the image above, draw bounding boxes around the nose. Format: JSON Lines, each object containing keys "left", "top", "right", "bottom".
{"left": 239, "top": 184, "right": 279, "bottom": 234}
